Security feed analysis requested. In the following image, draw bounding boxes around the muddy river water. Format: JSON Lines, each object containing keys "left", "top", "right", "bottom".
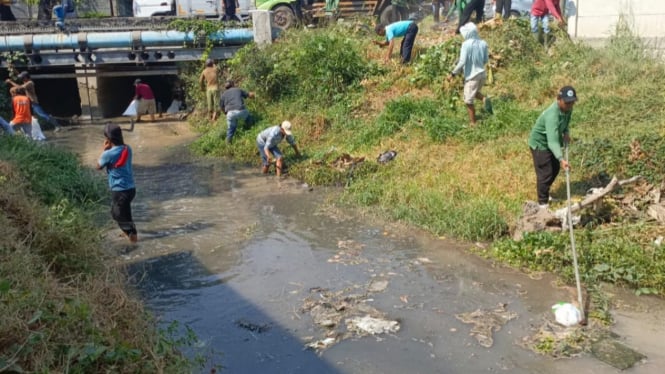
{"left": 50, "top": 120, "right": 664, "bottom": 374}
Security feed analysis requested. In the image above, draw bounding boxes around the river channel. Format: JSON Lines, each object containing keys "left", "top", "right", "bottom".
{"left": 50, "top": 120, "right": 664, "bottom": 374}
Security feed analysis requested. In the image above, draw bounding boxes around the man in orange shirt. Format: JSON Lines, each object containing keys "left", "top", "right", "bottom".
{"left": 10, "top": 87, "right": 32, "bottom": 138}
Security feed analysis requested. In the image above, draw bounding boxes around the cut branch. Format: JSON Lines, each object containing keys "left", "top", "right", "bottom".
{"left": 554, "top": 175, "right": 642, "bottom": 218}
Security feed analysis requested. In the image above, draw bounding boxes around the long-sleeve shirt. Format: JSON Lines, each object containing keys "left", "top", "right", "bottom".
{"left": 531, "top": 0, "right": 563, "bottom": 21}
{"left": 256, "top": 125, "right": 295, "bottom": 150}
{"left": 451, "top": 24, "right": 488, "bottom": 81}
{"left": 528, "top": 101, "right": 572, "bottom": 161}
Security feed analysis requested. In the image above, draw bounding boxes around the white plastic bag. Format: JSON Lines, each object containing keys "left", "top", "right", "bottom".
{"left": 31, "top": 117, "right": 46, "bottom": 141}
{"left": 552, "top": 302, "right": 581, "bottom": 327}
{"left": 122, "top": 100, "right": 138, "bottom": 116}
{"left": 166, "top": 99, "right": 181, "bottom": 114}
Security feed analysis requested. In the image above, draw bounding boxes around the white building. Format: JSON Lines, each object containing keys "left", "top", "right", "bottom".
{"left": 567, "top": 0, "right": 664, "bottom": 45}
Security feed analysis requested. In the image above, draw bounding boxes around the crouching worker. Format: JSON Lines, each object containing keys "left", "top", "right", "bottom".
{"left": 256, "top": 121, "right": 301, "bottom": 176}
{"left": 97, "top": 123, "right": 138, "bottom": 243}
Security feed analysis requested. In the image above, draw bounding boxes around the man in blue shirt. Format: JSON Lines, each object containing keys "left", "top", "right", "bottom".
{"left": 256, "top": 121, "right": 301, "bottom": 176}
{"left": 97, "top": 123, "right": 138, "bottom": 243}
{"left": 373, "top": 20, "right": 419, "bottom": 64}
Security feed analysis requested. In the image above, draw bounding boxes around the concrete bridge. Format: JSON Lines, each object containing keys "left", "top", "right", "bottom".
{"left": 0, "top": 11, "right": 274, "bottom": 119}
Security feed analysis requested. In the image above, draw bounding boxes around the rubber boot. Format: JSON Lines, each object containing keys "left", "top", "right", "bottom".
{"left": 261, "top": 165, "right": 269, "bottom": 174}
{"left": 543, "top": 33, "right": 550, "bottom": 49}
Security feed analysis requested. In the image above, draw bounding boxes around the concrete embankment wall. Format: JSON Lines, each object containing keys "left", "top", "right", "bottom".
{"left": 568, "top": 0, "right": 665, "bottom": 53}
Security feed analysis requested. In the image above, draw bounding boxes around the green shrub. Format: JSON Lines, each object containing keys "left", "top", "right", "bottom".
{"left": 228, "top": 27, "right": 373, "bottom": 104}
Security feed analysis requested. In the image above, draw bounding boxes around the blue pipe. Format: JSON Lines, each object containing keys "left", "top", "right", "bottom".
{"left": 0, "top": 29, "right": 254, "bottom": 52}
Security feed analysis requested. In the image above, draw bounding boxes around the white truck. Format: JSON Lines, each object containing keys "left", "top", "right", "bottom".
{"left": 132, "top": 0, "right": 256, "bottom": 19}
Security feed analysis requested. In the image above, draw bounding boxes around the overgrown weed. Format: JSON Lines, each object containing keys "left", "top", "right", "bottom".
{"left": 0, "top": 140, "right": 196, "bottom": 372}
{"left": 184, "top": 17, "right": 665, "bottom": 294}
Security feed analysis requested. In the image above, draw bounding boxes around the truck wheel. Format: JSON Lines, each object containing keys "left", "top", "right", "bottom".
{"left": 273, "top": 5, "right": 296, "bottom": 29}
{"left": 379, "top": 5, "right": 401, "bottom": 25}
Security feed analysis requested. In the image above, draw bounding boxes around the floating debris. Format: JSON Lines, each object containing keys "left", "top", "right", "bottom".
{"left": 300, "top": 286, "right": 397, "bottom": 352}
{"left": 346, "top": 315, "right": 400, "bottom": 335}
{"left": 234, "top": 319, "right": 271, "bottom": 334}
{"left": 455, "top": 303, "right": 518, "bottom": 347}
{"left": 327, "top": 240, "right": 367, "bottom": 265}
{"left": 305, "top": 337, "right": 338, "bottom": 351}
{"left": 367, "top": 279, "right": 389, "bottom": 293}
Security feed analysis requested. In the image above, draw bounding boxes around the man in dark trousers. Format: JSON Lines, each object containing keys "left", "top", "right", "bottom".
{"left": 528, "top": 86, "right": 577, "bottom": 209}
{"left": 219, "top": 80, "right": 254, "bottom": 143}
{"left": 493, "top": 0, "right": 512, "bottom": 19}
{"left": 0, "top": 0, "right": 16, "bottom": 21}
{"left": 97, "top": 123, "right": 138, "bottom": 243}
{"left": 221, "top": 0, "right": 242, "bottom": 21}
{"left": 373, "top": 20, "right": 419, "bottom": 64}
{"left": 455, "top": 0, "right": 484, "bottom": 34}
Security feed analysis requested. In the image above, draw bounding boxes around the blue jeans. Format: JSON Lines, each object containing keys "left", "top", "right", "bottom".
{"left": 0, "top": 117, "right": 14, "bottom": 135}
{"left": 12, "top": 123, "right": 32, "bottom": 139}
{"left": 257, "top": 141, "right": 283, "bottom": 166}
{"left": 226, "top": 109, "right": 249, "bottom": 142}
{"left": 32, "top": 103, "right": 60, "bottom": 128}
{"left": 530, "top": 14, "right": 551, "bottom": 34}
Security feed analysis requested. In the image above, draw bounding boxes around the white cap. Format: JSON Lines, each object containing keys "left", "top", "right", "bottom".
{"left": 281, "top": 121, "right": 293, "bottom": 135}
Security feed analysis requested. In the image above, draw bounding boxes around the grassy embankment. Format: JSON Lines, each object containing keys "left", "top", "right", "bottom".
{"left": 0, "top": 137, "right": 194, "bottom": 371}
{"left": 184, "top": 17, "right": 665, "bottom": 296}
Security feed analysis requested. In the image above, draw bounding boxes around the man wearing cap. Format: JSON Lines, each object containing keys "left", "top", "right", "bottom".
{"left": 199, "top": 59, "right": 220, "bottom": 121}
{"left": 256, "top": 121, "right": 301, "bottom": 176}
{"left": 219, "top": 80, "right": 254, "bottom": 143}
{"left": 373, "top": 20, "right": 419, "bottom": 64}
{"left": 97, "top": 123, "right": 138, "bottom": 243}
{"left": 5, "top": 72, "right": 62, "bottom": 131}
{"left": 133, "top": 79, "right": 156, "bottom": 123}
{"left": 528, "top": 86, "right": 577, "bottom": 209}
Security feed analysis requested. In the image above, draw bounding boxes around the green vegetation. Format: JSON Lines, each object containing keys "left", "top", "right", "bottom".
{"left": 185, "top": 18, "right": 665, "bottom": 295}
{"left": 0, "top": 137, "right": 195, "bottom": 372}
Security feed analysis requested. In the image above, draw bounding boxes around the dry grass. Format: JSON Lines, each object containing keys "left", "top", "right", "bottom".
{"left": 0, "top": 160, "right": 186, "bottom": 372}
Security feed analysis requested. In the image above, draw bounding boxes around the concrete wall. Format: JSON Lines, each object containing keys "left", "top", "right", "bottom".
{"left": 568, "top": 0, "right": 665, "bottom": 40}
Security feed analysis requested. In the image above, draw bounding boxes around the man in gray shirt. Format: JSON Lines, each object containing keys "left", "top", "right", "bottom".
{"left": 256, "top": 121, "right": 301, "bottom": 176}
{"left": 219, "top": 80, "right": 254, "bottom": 143}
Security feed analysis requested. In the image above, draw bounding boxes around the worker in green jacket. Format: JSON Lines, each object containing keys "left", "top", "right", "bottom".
{"left": 528, "top": 86, "right": 577, "bottom": 209}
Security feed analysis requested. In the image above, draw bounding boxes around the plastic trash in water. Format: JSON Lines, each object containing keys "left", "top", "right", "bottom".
{"left": 552, "top": 302, "right": 582, "bottom": 327}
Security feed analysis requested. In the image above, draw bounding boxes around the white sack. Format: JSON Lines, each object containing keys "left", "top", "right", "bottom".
{"left": 122, "top": 100, "right": 138, "bottom": 116}
{"left": 166, "top": 99, "right": 181, "bottom": 114}
{"left": 31, "top": 117, "right": 46, "bottom": 141}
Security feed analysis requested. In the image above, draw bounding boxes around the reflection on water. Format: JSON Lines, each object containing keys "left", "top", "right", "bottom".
{"left": 50, "top": 122, "right": 662, "bottom": 374}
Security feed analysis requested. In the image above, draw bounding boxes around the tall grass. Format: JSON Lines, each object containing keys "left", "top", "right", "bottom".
{"left": 0, "top": 138, "right": 193, "bottom": 372}
{"left": 183, "top": 16, "right": 665, "bottom": 295}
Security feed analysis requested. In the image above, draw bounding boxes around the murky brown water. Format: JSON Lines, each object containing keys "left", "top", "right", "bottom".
{"left": 49, "top": 120, "right": 665, "bottom": 374}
